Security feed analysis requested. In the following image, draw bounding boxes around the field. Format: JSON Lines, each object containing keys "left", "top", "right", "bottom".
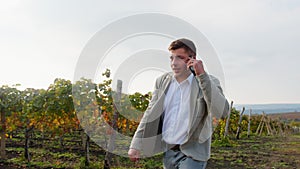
{"left": 207, "top": 134, "right": 300, "bottom": 169}
{"left": 2, "top": 72, "right": 300, "bottom": 168}
{"left": 268, "top": 112, "right": 300, "bottom": 121}
{"left": 0, "top": 132, "right": 299, "bottom": 169}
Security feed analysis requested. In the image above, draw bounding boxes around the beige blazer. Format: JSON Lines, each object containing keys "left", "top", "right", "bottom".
{"left": 130, "top": 72, "right": 229, "bottom": 161}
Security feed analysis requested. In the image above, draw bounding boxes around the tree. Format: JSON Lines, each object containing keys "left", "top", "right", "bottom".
{"left": 0, "top": 85, "right": 22, "bottom": 159}
{"left": 73, "top": 77, "right": 99, "bottom": 167}
{"left": 43, "top": 78, "right": 79, "bottom": 147}
{"left": 21, "top": 88, "right": 45, "bottom": 161}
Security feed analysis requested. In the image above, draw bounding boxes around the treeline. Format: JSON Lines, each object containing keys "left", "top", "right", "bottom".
{"left": 0, "top": 69, "right": 296, "bottom": 168}
{"left": 0, "top": 69, "right": 151, "bottom": 166}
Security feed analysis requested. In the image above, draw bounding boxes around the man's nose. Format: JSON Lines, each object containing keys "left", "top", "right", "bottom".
{"left": 171, "top": 57, "right": 178, "bottom": 66}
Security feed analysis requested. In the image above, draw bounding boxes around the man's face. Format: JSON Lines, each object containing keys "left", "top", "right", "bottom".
{"left": 169, "top": 48, "right": 192, "bottom": 78}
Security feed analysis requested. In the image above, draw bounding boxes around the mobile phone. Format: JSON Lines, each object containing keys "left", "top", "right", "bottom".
{"left": 189, "top": 55, "right": 196, "bottom": 76}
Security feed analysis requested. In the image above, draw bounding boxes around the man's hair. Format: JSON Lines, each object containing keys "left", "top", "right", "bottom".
{"left": 168, "top": 38, "right": 196, "bottom": 56}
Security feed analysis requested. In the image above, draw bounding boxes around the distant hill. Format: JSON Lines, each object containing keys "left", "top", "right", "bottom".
{"left": 267, "top": 112, "right": 300, "bottom": 122}
{"left": 234, "top": 103, "right": 300, "bottom": 115}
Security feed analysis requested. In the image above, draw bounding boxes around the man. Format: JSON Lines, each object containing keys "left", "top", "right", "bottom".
{"left": 128, "top": 38, "right": 229, "bottom": 169}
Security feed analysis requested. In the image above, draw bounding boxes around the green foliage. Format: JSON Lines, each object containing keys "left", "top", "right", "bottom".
{"left": 75, "top": 157, "right": 102, "bottom": 169}
{"left": 0, "top": 85, "right": 22, "bottom": 116}
{"left": 2, "top": 67, "right": 157, "bottom": 139}
{"left": 44, "top": 78, "right": 74, "bottom": 117}
{"left": 213, "top": 106, "right": 292, "bottom": 143}
{"left": 212, "top": 136, "right": 237, "bottom": 147}
{"left": 213, "top": 107, "right": 241, "bottom": 139}
{"left": 129, "top": 92, "right": 151, "bottom": 112}
{"left": 18, "top": 88, "right": 45, "bottom": 130}
{"left": 73, "top": 77, "right": 99, "bottom": 134}
{"left": 142, "top": 158, "right": 163, "bottom": 169}
{"left": 290, "top": 120, "right": 300, "bottom": 127}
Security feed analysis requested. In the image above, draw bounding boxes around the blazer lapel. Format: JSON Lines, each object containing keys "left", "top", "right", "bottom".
{"left": 188, "top": 77, "right": 203, "bottom": 131}
{"left": 161, "top": 73, "right": 172, "bottom": 96}
{"left": 145, "top": 73, "right": 172, "bottom": 131}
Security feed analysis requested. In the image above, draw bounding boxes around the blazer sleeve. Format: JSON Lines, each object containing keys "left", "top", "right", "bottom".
{"left": 195, "top": 72, "right": 229, "bottom": 119}
{"left": 129, "top": 75, "right": 162, "bottom": 151}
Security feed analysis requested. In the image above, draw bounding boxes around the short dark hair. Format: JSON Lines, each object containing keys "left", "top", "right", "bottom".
{"left": 168, "top": 38, "right": 196, "bottom": 56}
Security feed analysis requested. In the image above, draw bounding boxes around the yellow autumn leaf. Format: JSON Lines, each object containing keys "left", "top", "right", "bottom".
{"left": 53, "top": 119, "right": 59, "bottom": 124}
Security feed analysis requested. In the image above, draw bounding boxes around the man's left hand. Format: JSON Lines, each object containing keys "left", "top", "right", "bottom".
{"left": 187, "top": 58, "right": 205, "bottom": 76}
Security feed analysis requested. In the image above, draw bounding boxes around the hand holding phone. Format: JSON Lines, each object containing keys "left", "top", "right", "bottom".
{"left": 188, "top": 55, "right": 196, "bottom": 76}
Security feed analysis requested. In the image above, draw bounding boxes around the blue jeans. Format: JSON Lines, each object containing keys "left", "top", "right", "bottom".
{"left": 163, "top": 150, "right": 207, "bottom": 169}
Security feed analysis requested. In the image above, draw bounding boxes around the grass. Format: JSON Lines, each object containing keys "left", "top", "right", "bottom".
{"left": 2, "top": 133, "right": 300, "bottom": 168}
{"left": 207, "top": 134, "right": 300, "bottom": 168}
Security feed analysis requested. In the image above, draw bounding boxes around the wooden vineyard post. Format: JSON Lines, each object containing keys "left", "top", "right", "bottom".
{"left": 24, "top": 126, "right": 34, "bottom": 162}
{"left": 224, "top": 101, "right": 233, "bottom": 138}
{"left": 263, "top": 112, "right": 270, "bottom": 135}
{"left": 81, "top": 129, "right": 86, "bottom": 150}
{"left": 247, "top": 109, "right": 252, "bottom": 138}
{"left": 259, "top": 120, "right": 265, "bottom": 136}
{"left": 256, "top": 113, "right": 264, "bottom": 135}
{"left": 104, "top": 80, "right": 122, "bottom": 169}
{"left": 236, "top": 107, "right": 245, "bottom": 139}
{"left": 271, "top": 118, "right": 278, "bottom": 135}
{"left": 0, "top": 108, "right": 6, "bottom": 159}
{"left": 265, "top": 113, "right": 274, "bottom": 136}
{"left": 277, "top": 119, "right": 284, "bottom": 136}
{"left": 85, "top": 134, "right": 90, "bottom": 166}
{"left": 126, "top": 119, "right": 130, "bottom": 135}
{"left": 258, "top": 113, "right": 266, "bottom": 136}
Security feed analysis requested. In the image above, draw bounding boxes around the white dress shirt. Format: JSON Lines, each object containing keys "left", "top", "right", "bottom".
{"left": 162, "top": 73, "right": 193, "bottom": 145}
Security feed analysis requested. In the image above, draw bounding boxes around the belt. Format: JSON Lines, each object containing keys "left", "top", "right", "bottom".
{"left": 170, "top": 144, "right": 180, "bottom": 151}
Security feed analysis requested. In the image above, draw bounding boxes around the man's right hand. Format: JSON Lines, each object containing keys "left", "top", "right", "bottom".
{"left": 128, "top": 148, "right": 140, "bottom": 162}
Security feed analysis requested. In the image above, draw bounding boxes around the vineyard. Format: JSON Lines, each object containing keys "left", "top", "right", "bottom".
{"left": 1, "top": 69, "right": 300, "bottom": 168}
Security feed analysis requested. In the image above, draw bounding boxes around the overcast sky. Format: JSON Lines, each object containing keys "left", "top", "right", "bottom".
{"left": 1, "top": 0, "right": 300, "bottom": 104}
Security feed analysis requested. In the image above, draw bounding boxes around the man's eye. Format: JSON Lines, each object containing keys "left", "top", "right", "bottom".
{"left": 178, "top": 55, "right": 184, "bottom": 59}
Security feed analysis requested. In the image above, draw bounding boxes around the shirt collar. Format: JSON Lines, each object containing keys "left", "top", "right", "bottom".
{"left": 187, "top": 73, "right": 194, "bottom": 84}
{"left": 172, "top": 73, "right": 194, "bottom": 85}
